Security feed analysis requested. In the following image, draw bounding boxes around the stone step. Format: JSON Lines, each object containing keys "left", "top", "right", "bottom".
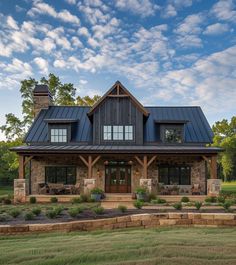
{"left": 103, "top": 194, "right": 134, "bottom": 202}
{"left": 101, "top": 201, "right": 135, "bottom": 209}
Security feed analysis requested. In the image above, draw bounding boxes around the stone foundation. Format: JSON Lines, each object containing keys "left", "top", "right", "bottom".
{"left": 207, "top": 179, "right": 221, "bottom": 196}
{"left": 0, "top": 213, "right": 235, "bottom": 235}
{"left": 14, "top": 179, "right": 28, "bottom": 203}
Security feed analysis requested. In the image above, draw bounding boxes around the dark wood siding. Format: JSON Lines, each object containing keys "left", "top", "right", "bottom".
{"left": 93, "top": 97, "right": 143, "bottom": 145}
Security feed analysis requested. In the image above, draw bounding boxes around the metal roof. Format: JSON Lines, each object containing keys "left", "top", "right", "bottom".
{"left": 25, "top": 105, "right": 213, "bottom": 144}
{"left": 11, "top": 145, "right": 222, "bottom": 154}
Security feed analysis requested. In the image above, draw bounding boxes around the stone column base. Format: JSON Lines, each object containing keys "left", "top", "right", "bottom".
{"left": 140, "top": 179, "right": 156, "bottom": 194}
{"left": 84, "top": 178, "right": 96, "bottom": 194}
{"left": 207, "top": 179, "right": 221, "bottom": 196}
{"left": 14, "top": 179, "right": 29, "bottom": 203}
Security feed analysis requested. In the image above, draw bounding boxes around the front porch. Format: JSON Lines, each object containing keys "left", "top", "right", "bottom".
{"left": 14, "top": 148, "right": 222, "bottom": 203}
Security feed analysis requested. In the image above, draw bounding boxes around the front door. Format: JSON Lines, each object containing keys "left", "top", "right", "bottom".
{"left": 105, "top": 165, "right": 131, "bottom": 193}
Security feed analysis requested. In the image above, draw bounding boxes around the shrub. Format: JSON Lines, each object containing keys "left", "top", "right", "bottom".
{"left": 50, "top": 197, "right": 58, "bottom": 203}
{"left": 46, "top": 209, "right": 57, "bottom": 219}
{"left": 68, "top": 207, "right": 81, "bottom": 218}
{"left": 205, "top": 196, "right": 217, "bottom": 203}
{"left": 151, "top": 198, "right": 167, "bottom": 204}
{"left": 29, "top": 196, "right": 37, "bottom": 204}
{"left": 32, "top": 207, "right": 41, "bottom": 216}
{"left": 223, "top": 200, "right": 232, "bottom": 211}
{"left": 181, "top": 196, "right": 190, "bottom": 203}
{"left": 194, "top": 201, "right": 202, "bottom": 210}
{"left": 80, "top": 194, "right": 89, "bottom": 202}
{"left": 118, "top": 205, "right": 127, "bottom": 213}
{"left": 0, "top": 213, "right": 10, "bottom": 222}
{"left": 54, "top": 206, "right": 64, "bottom": 215}
{"left": 9, "top": 208, "right": 21, "bottom": 218}
{"left": 93, "top": 206, "right": 105, "bottom": 215}
{"left": 3, "top": 198, "right": 11, "bottom": 205}
{"left": 24, "top": 211, "right": 34, "bottom": 221}
{"left": 71, "top": 197, "right": 82, "bottom": 204}
{"left": 217, "top": 196, "right": 225, "bottom": 204}
{"left": 134, "top": 200, "right": 144, "bottom": 209}
{"left": 90, "top": 188, "right": 103, "bottom": 194}
{"left": 135, "top": 187, "right": 147, "bottom": 195}
{"left": 173, "top": 202, "right": 182, "bottom": 210}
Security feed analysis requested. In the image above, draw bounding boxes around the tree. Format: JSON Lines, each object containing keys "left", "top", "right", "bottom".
{"left": 212, "top": 116, "right": 236, "bottom": 181}
{"left": 76, "top": 95, "right": 101, "bottom": 106}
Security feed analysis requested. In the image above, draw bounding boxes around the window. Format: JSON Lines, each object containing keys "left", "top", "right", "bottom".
{"left": 113, "top": 126, "right": 123, "bottom": 140}
{"left": 103, "top": 126, "right": 112, "bottom": 140}
{"left": 159, "top": 166, "right": 191, "bottom": 185}
{"left": 125, "top": 126, "right": 133, "bottom": 140}
{"left": 162, "top": 125, "right": 183, "bottom": 143}
{"left": 45, "top": 166, "right": 76, "bottom": 184}
{"left": 51, "top": 128, "right": 67, "bottom": 143}
{"left": 103, "top": 125, "right": 134, "bottom": 141}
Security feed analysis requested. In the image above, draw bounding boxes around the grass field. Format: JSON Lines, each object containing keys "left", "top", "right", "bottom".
{"left": 0, "top": 227, "right": 236, "bottom": 265}
{"left": 221, "top": 181, "right": 236, "bottom": 194}
{"left": 0, "top": 186, "right": 13, "bottom": 197}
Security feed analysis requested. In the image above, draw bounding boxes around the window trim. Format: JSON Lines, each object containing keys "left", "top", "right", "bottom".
{"left": 158, "top": 165, "right": 191, "bottom": 185}
{"left": 49, "top": 124, "right": 70, "bottom": 143}
{"left": 45, "top": 166, "right": 76, "bottom": 185}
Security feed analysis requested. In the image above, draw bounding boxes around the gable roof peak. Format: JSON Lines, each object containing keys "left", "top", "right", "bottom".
{"left": 87, "top": 81, "right": 149, "bottom": 117}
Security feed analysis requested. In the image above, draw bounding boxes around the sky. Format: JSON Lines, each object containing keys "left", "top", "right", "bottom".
{"left": 0, "top": 0, "right": 236, "bottom": 140}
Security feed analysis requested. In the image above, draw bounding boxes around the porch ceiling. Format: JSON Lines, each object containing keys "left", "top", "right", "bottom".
{"left": 11, "top": 145, "right": 222, "bottom": 155}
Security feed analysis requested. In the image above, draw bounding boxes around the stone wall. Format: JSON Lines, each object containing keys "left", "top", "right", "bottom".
{"left": 1, "top": 213, "right": 236, "bottom": 235}
{"left": 30, "top": 155, "right": 206, "bottom": 195}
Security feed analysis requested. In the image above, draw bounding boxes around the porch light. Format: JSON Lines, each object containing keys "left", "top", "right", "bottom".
{"left": 128, "top": 160, "right": 133, "bottom": 165}
{"left": 104, "top": 160, "right": 109, "bottom": 165}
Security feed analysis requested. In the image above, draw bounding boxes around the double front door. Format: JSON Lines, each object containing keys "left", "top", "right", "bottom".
{"left": 105, "top": 165, "right": 131, "bottom": 193}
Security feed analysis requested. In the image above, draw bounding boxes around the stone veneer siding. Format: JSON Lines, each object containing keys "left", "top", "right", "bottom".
{"left": 30, "top": 155, "right": 206, "bottom": 195}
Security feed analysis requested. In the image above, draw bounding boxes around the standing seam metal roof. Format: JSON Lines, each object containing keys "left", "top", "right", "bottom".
{"left": 25, "top": 105, "right": 213, "bottom": 144}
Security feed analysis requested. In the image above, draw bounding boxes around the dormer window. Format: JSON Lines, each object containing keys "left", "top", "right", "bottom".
{"left": 103, "top": 125, "right": 134, "bottom": 141}
{"left": 50, "top": 128, "right": 67, "bottom": 143}
{"left": 162, "top": 125, "right": 183, "bottom": 143}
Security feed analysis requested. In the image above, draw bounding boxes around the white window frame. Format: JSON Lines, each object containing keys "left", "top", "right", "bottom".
{"left": 125, "top": 125, "right": 133, "bottom": 140}
{"left": 103, "top": 125, "right": 112, "bottom": 140}
{"left": 113, "top": 125, "right": 124, "bottom": 140}
{"left": 50, "top": 128, "right": 67, "bottom": 143}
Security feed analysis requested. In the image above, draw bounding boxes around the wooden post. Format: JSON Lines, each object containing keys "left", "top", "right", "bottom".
{"left": 143, "top": 155, "right": 147, "bottom": 178}
{"left": 79, "top": 155, "right": 101, "bottom": 179}
{"left": 134, "top": 155, "right": 157, "bottom": 179}
{"left": 18, "top": 155, "right": 25, "bottom": 179}
{"left": 88, "top": 155, "right": 92, "bottom": 179}
{"left": 210, "top": 155, "right": 217, "bottom": 179}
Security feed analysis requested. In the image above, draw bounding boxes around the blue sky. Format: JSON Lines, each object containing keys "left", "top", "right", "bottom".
{"left": 0, "top": 0, "right": 236, "bottom": 140}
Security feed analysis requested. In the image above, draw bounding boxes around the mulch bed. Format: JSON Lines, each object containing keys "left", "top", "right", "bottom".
{"left": 0, "top": 208, "right": 234, "bottom": 226}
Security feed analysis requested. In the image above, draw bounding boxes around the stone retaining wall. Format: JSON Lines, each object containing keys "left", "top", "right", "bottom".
{"left": 0, "top": 213, "right": 236, "bottom": 235}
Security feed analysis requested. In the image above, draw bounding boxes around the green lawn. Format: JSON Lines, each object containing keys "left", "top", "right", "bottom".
{"left": 0, "top": 227, "right": 236, "bottom": 265}
{"left": 0, "top": 186, "right": 13, "bottom": 197}
{"left": 222, "top": 181, "right": 236, "bottom": 194}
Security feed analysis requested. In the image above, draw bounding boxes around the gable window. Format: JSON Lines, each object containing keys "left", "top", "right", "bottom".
{"left": 162, "top": 125, "right": 183, "bottom": 143}
{"left": 103, "top": 125, "right": 134, "bottom": 141}
{"left": 113, "top": 126, "right": 123, "bottom": 140}
{"left": 125, "top": 126, "right": 133, "bottom": 140}
{"left": 159, "top": 166, "right": 191, "bottom": 185}
{"left": 50, "top": 128, "right": 67, "bottom": 143}
{"left": 103, "top": 126, "right": 112, "bottom": 140}
{"left": 45, "top": 166, "right": 76, "bottom": 185}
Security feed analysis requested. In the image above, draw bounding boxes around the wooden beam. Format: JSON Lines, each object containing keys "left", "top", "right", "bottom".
{"left": 92, "top": 155, "right": 101, "bottom": 167}
{"left": 88, "top": 155, "right": 92, "bottom": 179}
{"left": 79, "top": 155, "right": 89, "bottom": 167}
{"left": 24, "top": 156, "right": 33, "bottom": 166}
{"left": 117, "top": 84, "right": 120, "bottom": 95}
{"left": 18, "top": 155, "right": 25, "bottom": 179}
{"left": 143, "top": 155, "right": 147, "bottom": 178}
{"left": 202, "top": 155, "right": 210, "bottom": 164}
{"left": 147, "top": 155, "right": 157, "bottom": 167}
{"left": 135, "top": 156, "right": 143, "bottom": 167}
{"left": 210, "top": 155, "right": 217, "bottom": 179}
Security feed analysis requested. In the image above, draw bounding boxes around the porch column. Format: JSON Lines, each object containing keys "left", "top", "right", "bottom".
{"left": 135, "top": 155, "right": 157, "bottom": 178}
{"left": 210, "top": 155, "right": 217, "bottom": 179}
{"left": 79, "top": 155, "right": 101, "bottom": 178}
{"left": 18, "top": 155, "right": 25, "bottom": 179}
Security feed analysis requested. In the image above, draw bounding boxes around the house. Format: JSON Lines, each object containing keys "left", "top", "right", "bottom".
{"left": 12, "top": 81, "right": 222, "bottom": 202}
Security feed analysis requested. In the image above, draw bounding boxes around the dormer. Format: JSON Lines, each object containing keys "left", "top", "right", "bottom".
{"left": 88, "top": 81, "right": 149, "bottom": 145}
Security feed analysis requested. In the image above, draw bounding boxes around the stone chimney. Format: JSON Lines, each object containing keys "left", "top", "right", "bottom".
{"left": 33, "top": 85, "right": 53, "bottom": 117}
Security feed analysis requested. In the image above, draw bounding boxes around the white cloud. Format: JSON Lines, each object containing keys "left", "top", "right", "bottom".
{"left": 6, "top": 16, "right": 19, "bottom": 30}
{"left": 71, "top": 36, "right": 83, "bottom": 48}
{"left": 115, "top": 0, "right": 159, "bottom": 17}
{"left": 33, "top": 57, "right": 49, "bottom": 74}
{"left": 78, "top": 27, "right": 90, "bottom": 37}
{"left": 28, "top": 2, "right": 80, "bottom": 25}
{"left": 211, "top": 0, "right": 236, "bottom": 22}
{"left": 162, "top": 4, "right": 177, "bottom": 18}
{"left": 203, "top": 23, "right": 229, "bottom": 35}
{"left": 79, "top": 79, "right": 88, "bottom": 85}
{"left": 65, "top": 0, "right": 77, "bottom": 4}
{"left": 53, "top": 59, "right": 67, "bottom": 68}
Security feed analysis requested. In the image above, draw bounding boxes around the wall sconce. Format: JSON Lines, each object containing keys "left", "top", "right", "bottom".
{"left": 128, "top": 160, "right": 133, "bottom": 165}
{"left": 104, "top": 160, "right": 109, "bottom": 165}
